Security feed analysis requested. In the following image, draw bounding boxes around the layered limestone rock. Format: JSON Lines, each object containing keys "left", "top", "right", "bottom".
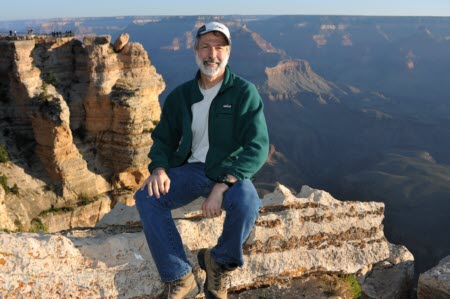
{"left": 418, "top": 256, "right": 450, "bottom": 299}
{"left": 0, "top": 162, "right": 111, "bottom": 232}
{"left": 0, "top": 34, "right": 163, "bottom": 230}
{"left": 1, "top": 39, "right": 37, "bottom": 136}
{"left": 0, "top": 185, "right": 413, "bottom": 298}
{"left": 82, "top": 35, "right": 163, "bottom": 188}
{"left": 40, "top": 195, "right": 112, "bottom": 233}
{"left": 30, "top": 84, "right": 110, "bottom": 198}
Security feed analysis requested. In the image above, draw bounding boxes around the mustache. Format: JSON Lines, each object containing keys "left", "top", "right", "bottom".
{"left": 203, "top": 58, "right": 221, "bottom": 65}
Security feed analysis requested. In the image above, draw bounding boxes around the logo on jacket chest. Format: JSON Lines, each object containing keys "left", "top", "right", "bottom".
{"left": 223, "top": 104, "right": 232, "bottom": 109}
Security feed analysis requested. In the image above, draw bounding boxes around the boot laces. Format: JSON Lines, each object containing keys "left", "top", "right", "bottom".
{"left": 168, "top": 279, "right": 184, "bottom": 294}
{"left": 214, "top": 272, "right": 232, "bottom": 291}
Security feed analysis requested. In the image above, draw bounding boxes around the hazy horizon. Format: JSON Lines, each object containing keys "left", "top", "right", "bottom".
{"left": 1, "top": 0, "right": 450, "bottom": 21}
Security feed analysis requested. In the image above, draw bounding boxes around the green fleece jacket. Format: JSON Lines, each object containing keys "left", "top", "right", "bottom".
{"left": 148, "top": 66, "right": 269, "bottom": 181}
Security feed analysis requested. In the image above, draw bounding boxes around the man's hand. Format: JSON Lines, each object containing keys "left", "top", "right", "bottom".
{"left": 202, "top": 183, "right": 229, "bottom": 218}
{"left": 140, "top": 167, "right": 170, "bottom": 199}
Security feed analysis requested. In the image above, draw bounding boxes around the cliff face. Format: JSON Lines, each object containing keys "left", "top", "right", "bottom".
{"left": 0, "top": 35, "right": 164, "bottom": 230}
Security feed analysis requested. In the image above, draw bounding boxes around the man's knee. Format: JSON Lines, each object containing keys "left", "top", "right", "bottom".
{"left": 134, "top": 188, "right": 162, "bottom": 213}
{"left": 134, "top": 188, "right": 148, "bottom": 202}
{"left": 225, "top": 180, "right": 261, "bottom": 217}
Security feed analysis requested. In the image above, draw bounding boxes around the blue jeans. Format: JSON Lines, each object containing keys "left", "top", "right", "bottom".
{"left": 134, "top": 163, "right": 262, "bottom": 282}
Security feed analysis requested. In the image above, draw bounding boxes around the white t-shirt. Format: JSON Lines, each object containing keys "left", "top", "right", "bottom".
{"left": 188, "top": 81, "right": 223, "bottom": 163}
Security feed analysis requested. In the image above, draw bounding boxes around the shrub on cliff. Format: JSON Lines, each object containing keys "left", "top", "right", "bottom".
{"left": 38, "top": 82, "right": 51, "bottom": 101}
{"left": 0, "top": 174, "right": 19, "bottom": 195}
{"left": 10, "top": 183, "right": 19, "bottom": 195}
{"left": 0, "top": 144, "right": 9, "bottom": 163}
{"left": 78, "top": 193, "right": 94, "bottom": 206}
{"left": 0, "top": 174, "right": 9, "bottom": 194}
{"left": 30, "top": 218, "right": 49, "bottom": 233}
{"left": 44, "top": 71, "right": 59, "bottom": 86}
{"left": 33, "top": 84, "right": 63, "bottom": 125}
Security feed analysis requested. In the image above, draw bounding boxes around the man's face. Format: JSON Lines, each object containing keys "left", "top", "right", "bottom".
{"left": 195, "top": 32, "right": 230, "bottom": 78}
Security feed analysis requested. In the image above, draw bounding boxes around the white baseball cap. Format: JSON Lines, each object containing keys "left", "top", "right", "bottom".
{"left": 196, "top": 22, "right": 231, "bottom": 45}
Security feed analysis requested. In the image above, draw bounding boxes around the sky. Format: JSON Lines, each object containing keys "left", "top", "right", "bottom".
{"left": 1, "top": 0, "right": 450, "bottom": 21}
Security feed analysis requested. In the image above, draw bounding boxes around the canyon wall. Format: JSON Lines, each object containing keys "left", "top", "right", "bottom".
{"left": 0, "top": 34, "right": 164, "bottom": 231}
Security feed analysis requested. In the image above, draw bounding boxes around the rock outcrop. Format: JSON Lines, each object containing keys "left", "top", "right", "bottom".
{"left": 0, "top": 161, "right": 112, "bottom": 232}
{"left": 418, "top": 255, "right": 450, "bottom": 299}
{"left": 0, "top": 185, "right": 414, "bottom": 298}
{"left": 0, "top": 34, "right": 164, "bottom": 231}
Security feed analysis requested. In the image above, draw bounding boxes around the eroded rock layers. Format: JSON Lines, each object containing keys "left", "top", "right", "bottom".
{"left": 0, "top": 36, "right": 163, "bottom": 198}
{"left": 0, "top": 185, "right": 413, "bottom": 298}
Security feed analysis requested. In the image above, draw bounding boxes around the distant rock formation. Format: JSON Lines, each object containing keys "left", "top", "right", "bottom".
{"left": 237, "top": 24, "right": 287, "bottom": 56}
{"left": 418, "top": 255, "right": 450, "bottom": 299}
{"left": 0, "top": 34, "right": 164, "bottom": 231}
{"left": 265, "top": 59, "right": 344, "bottom": 103}
{"left": 0, "top": 185, "right": 414, "bottom": 298}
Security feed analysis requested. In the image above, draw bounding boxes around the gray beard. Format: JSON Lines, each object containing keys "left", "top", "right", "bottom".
{"left": 195, "top": 53, "right": 229, "bottom": 77}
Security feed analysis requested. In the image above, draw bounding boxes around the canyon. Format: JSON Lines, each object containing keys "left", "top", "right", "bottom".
{"left": 1, "top": 14, "right": 450, "bottom": 297}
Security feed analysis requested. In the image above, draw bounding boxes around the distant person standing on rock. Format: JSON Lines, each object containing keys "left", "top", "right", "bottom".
{"left": 134, "top": 21, "right": 269, "bottom": 299}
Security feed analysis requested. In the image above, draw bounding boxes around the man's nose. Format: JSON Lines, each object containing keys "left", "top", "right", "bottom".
{"left": 208, "top": 47, "right": 217, "bottom": 58}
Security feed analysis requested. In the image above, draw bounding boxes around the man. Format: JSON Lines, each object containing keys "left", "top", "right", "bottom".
{"left": 134, "top": 21, "right": 269, "bottom": 299}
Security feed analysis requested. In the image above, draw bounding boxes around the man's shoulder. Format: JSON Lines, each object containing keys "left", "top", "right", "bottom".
{"left": 165, "top": 78, "right": 197, "bottom": 104}
{"left": 228, "top": 72, "right": 258, "bottom": 94}
{"left": 169, "top": 78, "right": 197, "bottom": 96}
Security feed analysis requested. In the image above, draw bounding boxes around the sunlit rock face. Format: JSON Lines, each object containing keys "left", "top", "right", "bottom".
{"left": 0, "top": 185, "right": 413, "bottom": 298}
{"left": 0, "top": 35, "right": 164, "bottom": 231}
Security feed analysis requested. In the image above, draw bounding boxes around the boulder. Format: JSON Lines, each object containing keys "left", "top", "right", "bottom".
{"left": 113, "top": 33, "right": 130, "bottom": 52}
{"left": 360, "top": 243, "right": 414, "bottom": 299}
{"left": 418, "top": 255, "right": 450, "bottom": 299}
{"left": 0, "top": 185, "right": 401, "bottom": 298}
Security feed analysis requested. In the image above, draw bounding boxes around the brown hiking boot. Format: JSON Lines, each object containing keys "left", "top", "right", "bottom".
{"left": 157, "top": 272, "right": 200, "bottom": 299}
{"left": 197, "top": 248, "right": 235, "bottom": 299}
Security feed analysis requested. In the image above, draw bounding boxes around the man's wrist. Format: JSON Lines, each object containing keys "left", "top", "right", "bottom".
{"left": 152, "top": 167, "right": 166, "bottom": 175}
{"left": 214, "top": 182, "right": 230, "bottom": 192}
{"left": 217, "top": 174, "right": 237, "bottom": 188}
